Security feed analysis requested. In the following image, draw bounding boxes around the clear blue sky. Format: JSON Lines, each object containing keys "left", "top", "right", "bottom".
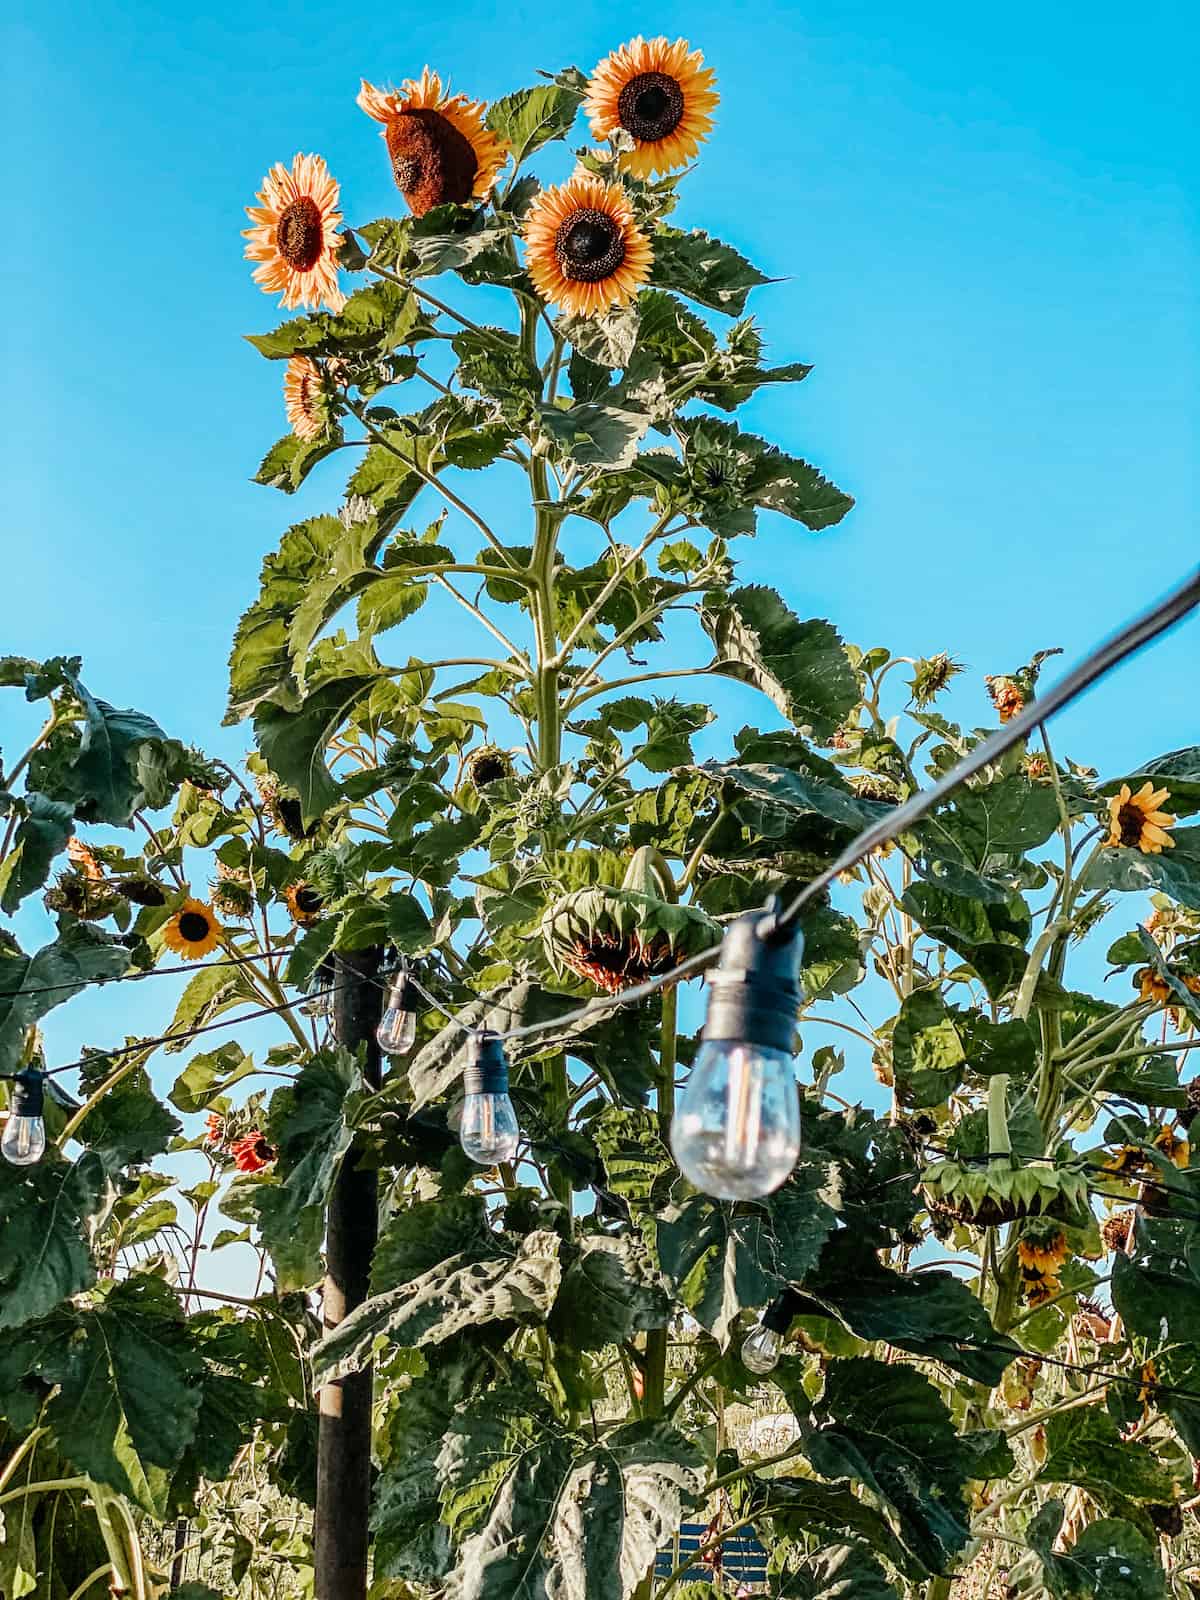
{"left": 2, "top": 2, "right": 1196, "bottom": 1158}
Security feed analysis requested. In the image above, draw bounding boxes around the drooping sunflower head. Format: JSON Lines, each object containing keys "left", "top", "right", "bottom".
{"left": 254, "top": 772, "right": 319, "bottom": 842}
{"left": 243, "top": 153, "right": 345, "bottom": 312}
{"left": 523, "top": 175, "right": 652, "bottom": 319}
{"left": 984, "top": 674, "right": 1026, "bottom": 723}
{"left": 284, "top": 355, "right": 334, "bottom": 442}
{"left": 465, "top": 743, "right": 516, "bottom": 792}
{"left": 585, "top": 36, "right": 719, "bottom": 177}
{"left": 163, "top": 898, "right": 222, "bottom": 960}
{"left": 1017, "top": 1225, "right": 1069, "bottom": 1277}
{"left": 1105, "top": 782, "right": 1177, "bottom": 855}
{"left": 1101, "top": 1209, "right": 1134, "bottom": 1254}
{"left": 285, "top": 881, "right": 325, "bottom": 927}
{"left": 116, "top": 875, "right": 168, "bottom": 908}
{"left": 358, "top": 72, "right": 508, "bottom": 217}
{"left": 210, "top": 860, "right": 254, "bottom": 922}
{"left": 908, "top": 651, "right": 965, "bottom": 708}
{"left": 542, "top": 885, "right": 719, "bottom": 995}
{"left": 1135, "top": 966, "right": 1172, "bottom": 1005}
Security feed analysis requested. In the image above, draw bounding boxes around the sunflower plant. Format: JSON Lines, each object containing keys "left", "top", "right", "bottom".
{"left": 3, "top": 36, "right": 1200, "bottom": 1600}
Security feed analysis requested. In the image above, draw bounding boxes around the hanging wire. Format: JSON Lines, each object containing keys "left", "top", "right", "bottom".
{"left": 0, "top": 946, "right": 296, "bottom": 1004}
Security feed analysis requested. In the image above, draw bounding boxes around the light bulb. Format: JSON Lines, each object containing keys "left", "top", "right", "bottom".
{"left": 376, "top": 972, "right": 420, "bottom": 1057}
{"left": 673, "top": 1041, "right": 801, "bottom": 1199}
{"left": 459, "top": 1032, "right": 520, "bottom": 1166}
{"left": 741, "top": 1322, "right": 783, "bottom": 1375}
{"left": 670, "top": 905, "right": 804, "bottom": 1201}
{"left": 2, "top": 1070, "right": 47, "bottom": 1167}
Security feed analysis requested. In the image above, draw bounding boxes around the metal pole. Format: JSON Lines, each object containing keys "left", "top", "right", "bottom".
{"left": 314, "top": 947, "right": 384, "bottom": 1600}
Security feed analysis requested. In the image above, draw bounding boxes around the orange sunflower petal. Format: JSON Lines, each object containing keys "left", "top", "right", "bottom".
{"left": 523, "top": 175, "right": 652, "bottom": 318}
{"left": 162, "top": 898, "right": 222, "bottom": 960}
{"left": 243, "top": 152, "right": 346, "bottom": 313}
{"left": 284, "top": 356, "right": 327, "bottom": 441}
{"left": 357, "top": 72, "right": 508, "bottom": 214}
{"left": 585, "top": 36, "right": 719, "bottom": 177}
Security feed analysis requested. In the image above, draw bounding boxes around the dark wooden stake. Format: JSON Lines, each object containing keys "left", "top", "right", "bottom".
{"left": 314, "top": 947, "right": 385, "bottom": 1600}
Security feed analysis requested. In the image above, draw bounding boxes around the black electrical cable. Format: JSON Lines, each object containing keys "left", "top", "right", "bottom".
{"left": 0, "top": 945, "right": 297, "bottom": 1004}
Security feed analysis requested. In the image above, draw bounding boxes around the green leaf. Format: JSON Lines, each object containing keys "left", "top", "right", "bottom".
{"left": 0, "top": 792, "right": 73, "bottom": 911}
{"left": 701, "top": 588, "right": 859, "bottom": 739}
{"left": 253, "top": 669, "right": 382, "bottom": 823}
{"left": 1083, "top": 825, "right": 1200, "bottom": 912}
{"left": 656, "top": 1195, "right": 780, "bottom": 1343}
{"left": 680, "top": 418, "right": 854, "bottom": 534}
{"left": 246, "top": 279, "right": 418, "bottom": 358}
{"left": 254, "top": 1047, "right": 363, "bottom": 1289}
{"left": 891, "top": 987, "right": 1035, "bottom": 1107}
{"left": 1019, "top": 1502, "right": 1168, "bottom": 1600}
{"left": 538, "top": 401, "right": 651, "bottom": 471}
{"left": 549, "top": 1232, "right": 671, "bottom": 1350}
{"left": 803, "top": 1357, "right": 972, "bottom": 1574}
{"left": 1112, "top": 1216, "right": 1200, "bottom": 1344}
{"left": 0, "top": 924, "right": 131, "bottom": 1077}
{"left": 1100, "top": 746, "right": 1200, "bottom": 817}
{"left": 901, "top": 883, "right": 1032, "bottom": 1001}
{"left": 84, "top": 1076, "right": 180, "bottom": 1169}
{"left": 774, "top": 1544, "right": 900, "bottom": 1600}
{"left": 34, "top": 1275, "right": 202, "bottom": 1514}
{"left": 931, "top": 775, "right": 1060, "bottom": 860}
{"left": 1036, "top": 1403, "right": 1180, "bottom": 1504}
{"left": 650, "top": 226, "right": 772, "bottom": 315}
{"left": 170, "top": 1042, "right": 256, "bottom": 1113}
{"left": 0, "top": 1153, "right": 103, "bottom": 1329}
{"left": 752, "top": 1475, "right": 918, "bottom": 1582}
{"left": 254, "top": 427, "right": 343, "bottom": 493}
{"left": 485, "top": 83, "right": 584, "bottom": 166}
{"left": 312, "top": 1230, "right": 563, "bottom": 1383}
{"left": 371, "top": 1194, "right": 490, "bottom": 1292}
{"left": 441, "top": 1406, "right": 702, "bottom": 1600}
{"left": 407, "top": 980, "right": 585, "bottom": 1110}
{"left": 56, "top": 667, "right": 171, "bottom": 826}
{"left": 701, "top": 760, "right": 891, "bottom": 835}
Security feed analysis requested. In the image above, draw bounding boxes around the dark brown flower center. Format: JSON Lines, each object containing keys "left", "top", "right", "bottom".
{"left": 617, "top": 71, "right": 685, "bottom": 142}
{"left": 471, "top": 753, "right": 509, "bottom": 786}
{"left": 555, "top": 209, "right": 627, "bottom": 283}
{"left": 276, "top": 197, "right": 324, "bottom": 272}
{"left": 178, "top": 911, "right": 211, "bottom": 943}
{"left": 295, "top": 887, "right": 323, "bottom": 914}
{"left": 386, "top": 109, "right": 479, "bottom": 217}
{"left": 1117, "top": 802, "right": 1146, "bottom": 847}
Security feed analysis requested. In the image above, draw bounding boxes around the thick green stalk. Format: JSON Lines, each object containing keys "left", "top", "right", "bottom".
{"left": 644, "top": 986, "right": 679, "bottom": 1418}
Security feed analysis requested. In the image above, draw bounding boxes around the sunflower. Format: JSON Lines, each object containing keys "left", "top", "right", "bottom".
{"left": 231, "top": 1130, "right": 276, "bottom": 1173}
{"left": 243, "top": 153, "right": 345, "bottom": 312}
{"left": 284, "top": 356, "right": 329, "bottom": 441}
{"left": 984, "top": 675, "right": 1026, "bottom": 723}
{"left": 465, "top": 743, "right": 515, "bottom": 790}
{"left": 1105, "top": 782, "right": 1176, "bottom": 854}
{"left": 523, "top": 176, "right": 652, "bottom": 319}
{"left": 1153, "top": 1126, "right": 1190, "bottom": 1169}
{"left": 204, "top": 1112, "right": 225, "bottom": 1146}
{"left": 358, "top": 71, "right": 508, "bottom": 217}
{"left": 1135, "top": 966, "right": 1172, "bottom": 1005}
{"left": 285, "top": 881, "right": 324, "bottom": 927}
{"left": 1017, "top": 1228, "right": 1068, "bottom": 1277}
{"left": 66, "top": 836, "right": 104, "bottom": 880}
{"left": 163, "top": 899, "right": 222, "bottom": 960}
{"left": 584, "top": 36, "right": 719, "bottom": 177}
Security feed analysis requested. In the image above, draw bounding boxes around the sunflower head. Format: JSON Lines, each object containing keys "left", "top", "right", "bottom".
{"left": 284, "top": 356, "right": 335, "bottom": 442}
{"left": 210, "top": 861, "right": 254, "bottom": 922}
{"left": 116, "top": 876, "right": 168, "bottom": 908}
{"left": 230, "top": 1130, "right": 276, "bottom": 1173}
{"left": 243, "top": 153, "right": 345, "bottom": 312}
{"left": 542, "top": 885, "right": 719, "bottom": 995}
{"left": 285, "top": 881, "right": 325, "bottom": 927}
{"left": 1135, "top": 966, "right": 1172, "bottom": 1005}
{"left": 1153, "top": 1126, "right": 1190, "bottom": 1169}
{"left": 1105, "top": 782, "right": 1176, "bottom": 855}
{"left": 466, "top": 743, "right": 516, "bottom": 792}
{"left": 908, "top": 652, "right": 965, "bottom": 708}
{"left": 204, "top": 1112, "right": 225, "bottom": 1146}
{"left": 585, "top": 36, "right": 719, "bottom": 177}
{"left": 984, "top": 675, "right": 1027, "bottom": 723}
{"left": 1023, "top": 752, "right": 1051, "bottom": 782}
{"left": 44, "top": 870, "right": 121, "bottom": 922}
{"left": 523, "top": 175, "right": 652, "bottom": 319}
{"left": 255, "top": 772, "right": 319, "bottom": 841}
{"left": 358, "top": 72, "right": 508, "bottom": 217}
{"left": 1017, "top": 1224, "right": 1069, "bottom": 1276}
{"left": 163, "top": 899, "right": 222, "bottom": 960}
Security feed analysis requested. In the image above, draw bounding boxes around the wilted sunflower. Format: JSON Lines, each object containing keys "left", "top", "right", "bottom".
{"left": 255, "top": 772, "right": 318, "bottom": 841}
{"left": 1135, "top": 966, "right": 1172, "bottom": 1005}
{"left": 1101, "top": 1210, "right": 1134, "bottom": 1254}
{"left": 243, "top": 153, "right": 345, "bottom": 312}
{"left": 204, "top": 1112, "right": 225, "bottom": 1146}
{"left": 584, "top": 36, "right": 719, "bottom": 177}
{"left": 66, "top": 836, "right": 104, "bottom": 880}
{"left": 1017, "top": 1227, "right": 1068, "bottom": 1277}
{"left": 358, "top": 71, "right": 508, "bottom": 216}
{"left": 523, "top": 175, "right": 652, "bottom": 319}
{"left": 1154, "top": 1126, "right": 1190, "bottom": 1169}
{"left": 285, "top": 881, "right": 324, "bottom": 927}
{"left": 908, "top": 652, "right": 965, "bottom": 709}
{"left": 465, "top": 744, "right": 514, "bottom": 790}
{"left": 984, "top": 675, "right": 1026, "bottom": 723}
{"left": 116, "top": 876, "right": 168, "bottom": 908}
{"left": 211, "top": 861, "right": 253, "bottom": 922}
{"left": 284, "top": 355, "right": 330, "bottom": 441}
{"left": 1105, "top": 782, "right": 1176, "bottom": 854}
{"left": 163, "top": 899, "right": 222, "bottom": 960}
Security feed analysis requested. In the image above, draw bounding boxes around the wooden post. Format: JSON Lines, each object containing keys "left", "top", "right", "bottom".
{"left": 314, "top": 948, "right": 385, "bottom": 1600}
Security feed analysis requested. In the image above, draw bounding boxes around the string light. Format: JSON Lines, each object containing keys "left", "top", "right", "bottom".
{"left": 672, "top": 906, "right": 804, "bottom": 1200}
{"left": 375, "top": 967, "right": 420, "bottom": 1058}
{"left": 459, "top": 1031, "right": 520, "bottom": 1165}
{"left": 2, "top": 1069, "right": 47, "bottom": 1166}
{"left": 741, "top": 1290, "right": 799, "bottom": 1375}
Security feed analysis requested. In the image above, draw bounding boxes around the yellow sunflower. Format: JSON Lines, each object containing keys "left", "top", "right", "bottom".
{"left": 284, "top": 356, "right": 328, "bottom": 441}
{"left": 284, "top": 882, "right": 324, "bottom": 927}
{"left": 163, "top": 899, "right": 222, "bottom": 960}
{"left": 357, "top": 71, "right": 508, "bottom": 216}
{"left": 585, "top": 36, "right": 719, "bottom": 177}
{"left": 1135, "top": 966, "right": 1172, "bottom": 1005}
{"left": 523, "top": 176, "right": 652, "bottom": 319}
{"left": 1017, "top": 1230, "right": 1068, "bottom": 1276}
{"left": 1105, "top": 782, "right": 1176, "bottom": 854}
{"left": 243, "top": 153, "right": 345, "bottom": 312}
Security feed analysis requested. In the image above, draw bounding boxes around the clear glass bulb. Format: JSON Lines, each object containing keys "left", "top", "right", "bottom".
{"left": 459, "top": 1092, "right": 520, "bottom": 1165}
{"left": 741, "top": 1322, "right": 783, "bottom": 1375}
{"left": 2, "top": 1115, "right": 46, "bottom": 1167}
{"left": 376, "top": 1004, "right": 418, "bottom": 1057}
{"left": 671, "top": 1040, "right": 801, "bottom": 1199}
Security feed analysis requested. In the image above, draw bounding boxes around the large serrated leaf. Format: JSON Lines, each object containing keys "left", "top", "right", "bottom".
{"left": 0, "top": 1152, "right": 105, "bottom": 1329}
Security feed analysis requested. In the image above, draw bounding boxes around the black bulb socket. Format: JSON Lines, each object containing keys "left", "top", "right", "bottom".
{"left": 761, "top": 1287, "right": 802, "bottom": 1335}
{"left": 11, "top": 1069, "right": 45, "bottom": 1119}
{"left": 463, "top": 1030, "right": 509, "bottom": 1096}
{"left": 701, "top": 904, "right": 804, "bottom": 1056}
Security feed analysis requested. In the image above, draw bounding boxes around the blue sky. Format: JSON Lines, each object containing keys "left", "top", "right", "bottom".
{"left": 2, "top": 0, "right": 1196, "bottom": 1249}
